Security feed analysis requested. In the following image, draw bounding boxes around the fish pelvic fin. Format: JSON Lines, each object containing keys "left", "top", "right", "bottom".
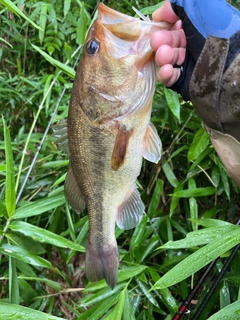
{"left": 64, "top": 166, "right": 85, "bottom": 213}
{"left": 85, "top": 240, "right": 119, "bottom": 290}
{"left": 116, "top": 186, "right": 144, "bottom": 230}
{"left": 142, "top": 122, "right": 162, "bottom": 164}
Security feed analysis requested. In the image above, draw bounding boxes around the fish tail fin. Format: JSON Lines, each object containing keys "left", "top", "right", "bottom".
{"left": 85, "top": 240, "right": 119, "bottom": 289}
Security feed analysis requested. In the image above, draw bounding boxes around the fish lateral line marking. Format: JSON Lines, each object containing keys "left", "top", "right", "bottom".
{"left": 111, "top": 125, "right": 133, "bottom": 171}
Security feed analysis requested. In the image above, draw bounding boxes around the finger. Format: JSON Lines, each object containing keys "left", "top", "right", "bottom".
{"left": 152, "top": 0, "right": 179, "bottom": 23}
{"left": 173, "top": 20, "right": 182, "bottom": 30}
{"left": 155, "top": 45, "right": 186, "bottom": 67}
{"left": 150, "top": 29, "right": 186, "bottom": 51}
{"left": 157, "top": 64, "right": 181, "bottom": 87}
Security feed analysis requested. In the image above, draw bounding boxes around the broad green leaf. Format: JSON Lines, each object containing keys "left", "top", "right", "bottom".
{"left": 6, "top": 232, "right": 45, "bottom": 255}
{"left": 81, "top": 283, "right": 125, "bottom": 307}
{"left": 3, "top": 116, "right": 16, "bottom": 217}
{"left": 123, "top": 290, "right": 135, "bottom": 320}
{"left": 9, "top": 221, "right": 85, "bottom": 252}
{"left": 77, "top": 2, "right": 87, "bottom": 46}
{"left": 43, "top": 74, "right": 54, "bottom": 111}
{"left": 136, "top": 278, "right": 159, "bottom": 308}
{"left": 216, "top": 157, "right": 230, "bottom": 199}
{"left": 152, "top": 227, "right": 240, "bottom": 290}
{"left": 147, "top": 180, "right": 164, "bottom": 219}
{"left": 138, "top": 234, "right": 160, "bottom": 263}
{"left": 31, "top": 44, "right": 75, "bottom": 77}
{"left": 121, "top": 266, "right": 148, "bottom": 282}
{"left": 9, "top": 257, "right": 19, "bottom": 304}
{"left": 162, "top": 162, "right": 178, "bottom": 187}
{"left": 130, "top": 215, "right": 148, "bottom": 254}
{"left": 85, "top": 265, "right": 147, "bottom": 292}
{"left": 39, "top": 3, "right": 48, "bottom": 44}
{"left": 0, "top": 302, "right": 65, "bottom": 319}
{"left": 188, "top": 147, "right": 212, "bottom": 171}
{"left": 220, "top": 280, "right": 230, "bottom": 309}
{"left": 207, "top": 300, "right": 240, "bottom": 319}
{"left": 66, "top": 219, "right": 89, "bottom": 263}
{"left": 211, "top": 165, "right": 221, "bottom": 188}
{"left": 148, "top": 267, "right": 178, "bottom": 312}
{"left": 160, "top": 225, "right": 238, "bottom": 249}
{"left": 0, "top": 200, "right": 7, "bottom": 217}
{"left": 188, "top": 127, "right": 210, "bottom": 162}
{"left": 14, "top": 193, "right": 66, "bottom": 219}
{"left": 103, "top": 290, "right": 125, "bottom": 320}
{"left": 188, "top": 178, "right": 198, "bottom": 231}
{"left": 64, "top": 0, "right": 71, "bottom": 18}
{"left": 134, "top": 2, "right": 164, "bottom": 15}
{"left": 190, "top": 218, "right": 232, "bottom": 228}
{"left": 18, "top": 278, "right": 38, "bottom": 302}
{"left": 171, "top": 187, "right": 216, "bottom": 198}
{"left": 0, "top": 0, "right": 41, "bottom": 30}
{"left": 66, "top": 205, "right": 76, "bottom": 241}
{"left": 170, "top": 182, "right": 184, "bottom": 216}
{"left": 77, "top": 293, "right": 120, "bottom": 320}
{"left": 18, "top": 276, "right": 61, "bottom": 291}
{"left": 164, "top": 87, "right": 180, "bottom": 121}
{"left": 15, "top": 260, "right": 37, "bottom": 278}
{"left": 0, "top": 244, "right": 52, "bottom": 268}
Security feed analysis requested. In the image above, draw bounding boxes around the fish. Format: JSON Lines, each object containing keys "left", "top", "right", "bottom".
{"left": 55, "top": 3, "right": 170, "bottom": 289}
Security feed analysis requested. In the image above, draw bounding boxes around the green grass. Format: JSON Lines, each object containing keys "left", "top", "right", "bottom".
{"left": 0, "top": 0, "right": 240, "bottom": 319}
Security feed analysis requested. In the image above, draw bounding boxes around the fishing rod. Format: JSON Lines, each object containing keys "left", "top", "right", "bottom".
{"left": 172, "top": 218, "right": 240, "bottom": 319}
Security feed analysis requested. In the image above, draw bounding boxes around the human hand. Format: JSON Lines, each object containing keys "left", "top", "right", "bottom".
{"left": 150, "top": 0, "right": 186, "bottom": 87}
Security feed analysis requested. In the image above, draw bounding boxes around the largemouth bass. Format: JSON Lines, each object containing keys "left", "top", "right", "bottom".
{"left": 57, "top": 3, "right": 170, "bottom": 289}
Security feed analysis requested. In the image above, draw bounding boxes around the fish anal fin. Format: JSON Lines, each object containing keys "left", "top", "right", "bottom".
{"left": 142, "top": 122, "right": 162, "bottom": 164}
{"left": 52, "top": 120, "right": 69, "bottom": 154}
{"left": 116, "top": 187, "right": 144, "bottom": 230}
{"left": 64, "top": 166, "right": 85, "bottom": 213}
{"left": 85, "top": 239, "right": 119, "bottom": 290}
{"left": 111, "top": 125, "right": 133, "bottom": 171}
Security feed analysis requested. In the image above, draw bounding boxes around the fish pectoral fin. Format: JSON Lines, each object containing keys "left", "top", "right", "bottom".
{"left": 52, "top": 120, "right": 69, "bottom": 154}
{"left": 116, "top": 187, "right": 144, "bottom": 230}
{"left": 111, "top": 125, "right": 133, "bottom": 171}
{"left": 64, "top": 166, "right": 85, "bottom": 213}
{"left": 142, "top": 122, "right": 162, "bottom": 164}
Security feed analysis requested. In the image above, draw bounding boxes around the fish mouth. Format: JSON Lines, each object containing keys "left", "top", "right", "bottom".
{"left": 98, "top": 3, "right": 142, "bottom": 41}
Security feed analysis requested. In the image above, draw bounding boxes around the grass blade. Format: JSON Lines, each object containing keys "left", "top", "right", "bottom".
{"left": 9, "top": 257, "right": 19, "bottom": 304}
{"left": 1, "top": 0, "right": 41, "bottom": 30}
{"left": 3, "top": 116, "right": 16, "bottom": 218}
{"left": 171, "top": 187, "right": 216, "bottom": 197}
{"left": 31, "top": 44, "right": 75, "bottom": 77}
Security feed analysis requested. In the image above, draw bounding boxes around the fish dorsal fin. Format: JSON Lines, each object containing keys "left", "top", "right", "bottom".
{"left": 52, "top": 120, "right": 69, "bottom": 153}
{"left": 64, "top": 166, "right": 85, "bottom": 213}
{"left": 142, "top": 122, "right": 162, "bottom": 164}
{"left": 116, "top": 187, "right": 144, "bottom": 230}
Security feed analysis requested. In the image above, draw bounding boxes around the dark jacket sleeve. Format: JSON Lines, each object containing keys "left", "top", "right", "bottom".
{"left": 168, "top": 0, "right": 240, "bottom": 102}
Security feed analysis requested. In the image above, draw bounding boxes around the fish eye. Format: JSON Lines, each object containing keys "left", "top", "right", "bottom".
{"left": 86, "top": 39, "right": 100, "bottom": 55}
